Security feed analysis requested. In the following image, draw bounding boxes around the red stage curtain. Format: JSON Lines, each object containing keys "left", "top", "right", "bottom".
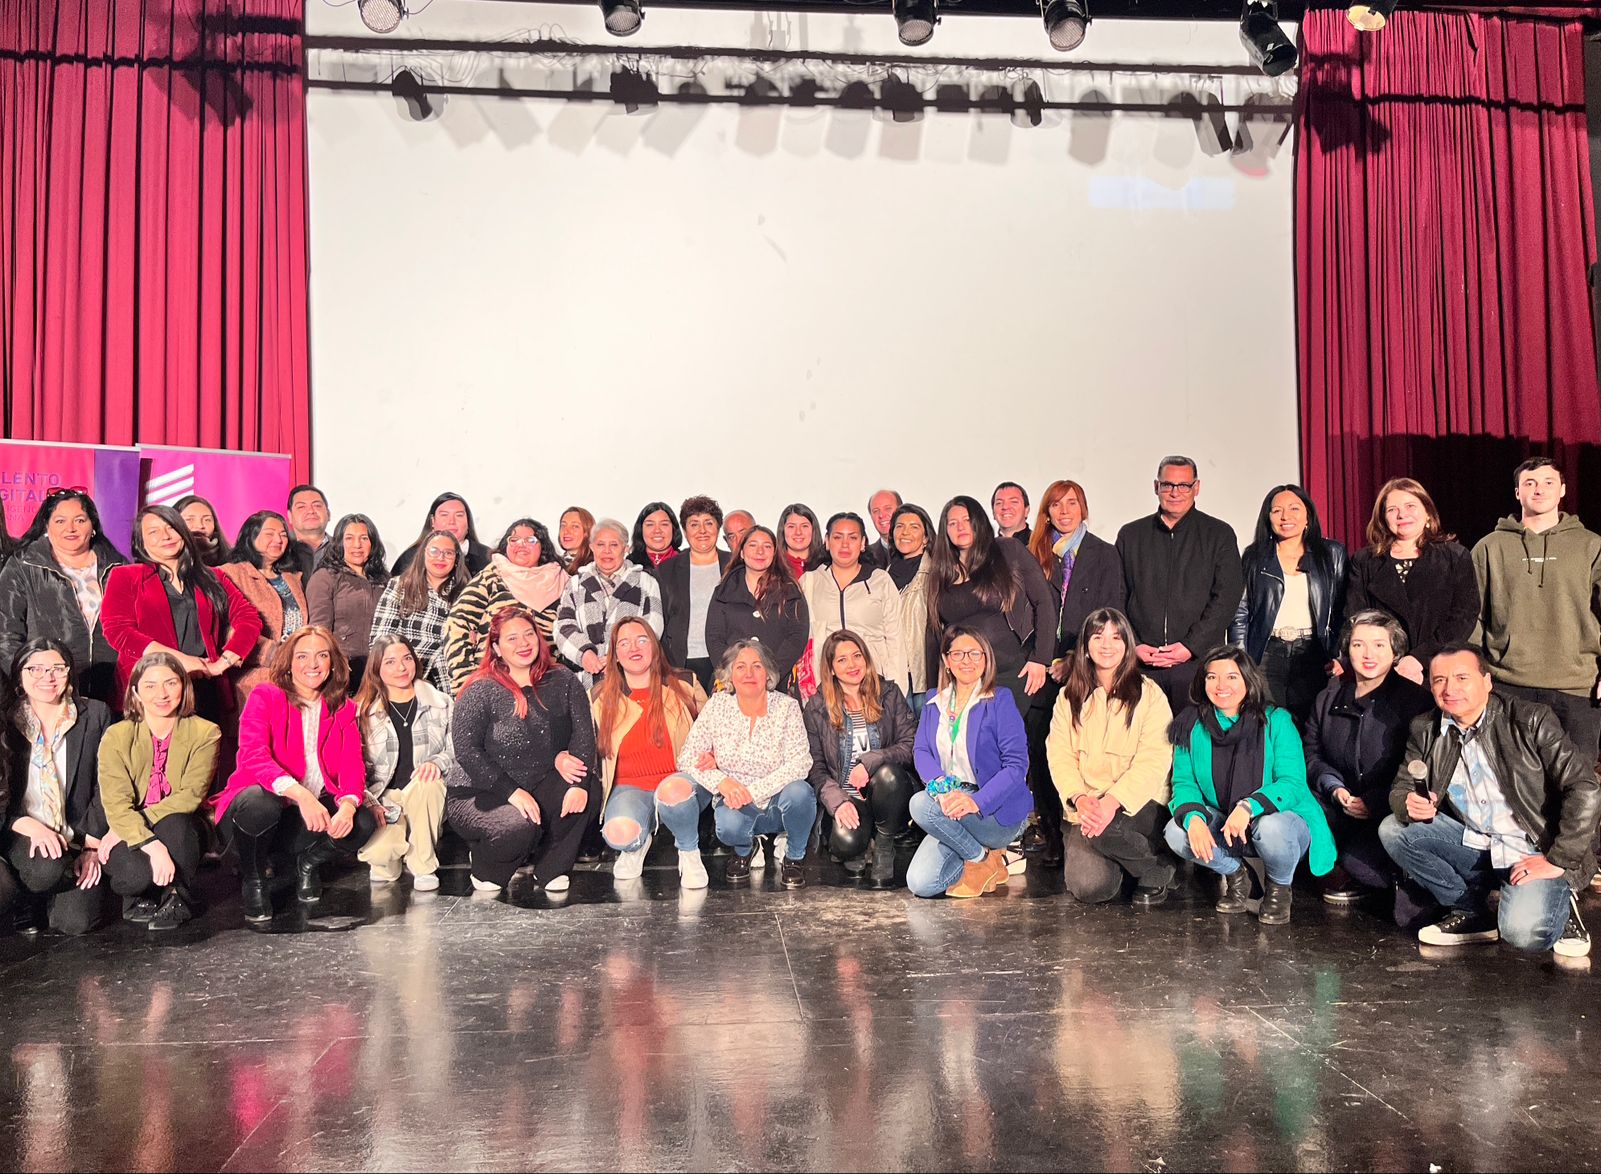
{"left": 0, "top": 0, "right": 311, "bottom": 481}
{"left": 1295, "top": 9, "right": 1601, "bottom": 547}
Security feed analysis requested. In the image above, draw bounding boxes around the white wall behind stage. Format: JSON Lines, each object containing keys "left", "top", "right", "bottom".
{"left": 305, "top": 1, "right": 1299, "bottom": 552}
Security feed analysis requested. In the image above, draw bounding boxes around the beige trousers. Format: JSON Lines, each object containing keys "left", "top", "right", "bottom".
{"left": 358, "top": 774, "right": 447, "bottom": 880}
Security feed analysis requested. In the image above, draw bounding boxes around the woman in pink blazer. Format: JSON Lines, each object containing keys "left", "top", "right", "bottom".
{"left": 210, "top": 626, "right": 376, "bottom": 925}
{"left": 101, "top": 506, "right": 261, "bottom": 722}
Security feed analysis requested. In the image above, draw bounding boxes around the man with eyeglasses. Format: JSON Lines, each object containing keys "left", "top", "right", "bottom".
{"left": 1114, "top": 455, "right": 1243, "bottom": 708}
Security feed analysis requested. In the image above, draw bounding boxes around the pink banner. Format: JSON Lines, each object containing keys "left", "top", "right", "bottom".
{"left": 0, "top": 440, "right": 142, "bottom": 545}
{"left": 139, "top": 446, "right": 294, "bottom": 537}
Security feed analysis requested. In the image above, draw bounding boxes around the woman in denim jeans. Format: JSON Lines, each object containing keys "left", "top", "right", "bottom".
{"left": 907, "top": 627, "right": 1032, "bottom": 899}
{"left": 593, "top": 618, "right": 709, "bottom": 889}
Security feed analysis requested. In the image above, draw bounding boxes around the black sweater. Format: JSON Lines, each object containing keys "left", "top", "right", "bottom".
{"left": 1114, "top": 509, "right": 1243, "bottom": 655}
{"left": 1345, "top": 541, "right": 1479, "bottom": 666}
{"left": 446, "top": 667, "right": 599, "bottom": 806}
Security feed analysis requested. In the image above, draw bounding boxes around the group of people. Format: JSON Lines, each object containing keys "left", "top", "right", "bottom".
{"left": 0, "top": 455, "right": 1594, "bottom": 963}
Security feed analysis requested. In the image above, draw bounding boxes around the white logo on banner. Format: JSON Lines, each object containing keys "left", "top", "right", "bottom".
{"left": 145, "top": 464, "right": 197, "bottom": 507}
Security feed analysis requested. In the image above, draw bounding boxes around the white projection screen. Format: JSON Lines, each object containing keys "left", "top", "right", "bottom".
{"left": 305, "top": 1, "right": 1300, "bottom": 549}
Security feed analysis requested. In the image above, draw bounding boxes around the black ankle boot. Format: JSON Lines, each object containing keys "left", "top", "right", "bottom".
{"left": 1216, "top": 867, "right": 1252, "bottom": 914}
{"left": 1259, "top": 880, "right": 1294, "bottom": 925}
{"left": 241, "top": 878, "right": 272, "bottom": 922}
{"left": 297, "top": 850, "right": 327, "bottom": 903}
{"left": 865, "top": 833, "right": 896, "bottom": 889}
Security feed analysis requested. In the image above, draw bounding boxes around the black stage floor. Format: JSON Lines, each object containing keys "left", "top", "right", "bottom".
{"left": 1, "top": 850, "right": 1597, "bottom": 1172}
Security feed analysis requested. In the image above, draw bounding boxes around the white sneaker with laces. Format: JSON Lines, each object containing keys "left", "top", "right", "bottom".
{"left": 412, "top": 872, "right": 439, "bottom": 892}
{"left": 1555, "top": 896, "right": 1591, "bottom": 959}
{"left": 679, "top": 849, "right": 709, "bottom": 890}
{"left": 545, "top": 874, "right": 571, "bottom": 893}
{"left": 614, "top": 836, "right": 652, "bottom": 881}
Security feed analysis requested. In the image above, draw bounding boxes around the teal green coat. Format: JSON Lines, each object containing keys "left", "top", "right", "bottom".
{"left": 1168, "top": 706, "right": 1336, "bottom": 877}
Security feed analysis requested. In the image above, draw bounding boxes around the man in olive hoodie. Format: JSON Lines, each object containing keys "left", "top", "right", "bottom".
{"left": 1471, "top": 457, "right": 1601, "bottom": 765}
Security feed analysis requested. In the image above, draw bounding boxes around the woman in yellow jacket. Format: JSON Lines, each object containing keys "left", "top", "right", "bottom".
{"left": 1046, "top": 608, "right": 1175, "bottom": 906}
{"left": 592, "top": 617, "right": 708, "bottom": 888}
{"left": 97, "top": 651, "right": 220, "bottom": 930}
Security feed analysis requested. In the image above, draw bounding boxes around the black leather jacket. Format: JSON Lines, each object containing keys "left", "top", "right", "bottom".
{"left": 1230, "top": 540, "right": 1348, "bottom": 661}
{"left": 1388, "top": 693, "right": 1600, "bottom": 888}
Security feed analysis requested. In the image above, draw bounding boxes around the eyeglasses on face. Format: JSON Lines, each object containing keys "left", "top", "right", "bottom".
{"left": 1156, "top": 481, "right": 1197, "bottom": 493}
{"left": 23, "top": 664, "right": 70, "bottom": 679}
{"left": 946, "top": 649, "right": 986, "bottom": 664}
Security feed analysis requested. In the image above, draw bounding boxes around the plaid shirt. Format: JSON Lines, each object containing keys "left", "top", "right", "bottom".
{"left": 370, "top": 581, "right": 453, "bottom": 691}
{"left": 553, "top": 563, "right": 663, "bottom": 687}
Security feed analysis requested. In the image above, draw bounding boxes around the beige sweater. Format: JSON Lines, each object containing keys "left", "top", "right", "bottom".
{"left": 1046, "top": 675, "right": 1174, "bottom": 821}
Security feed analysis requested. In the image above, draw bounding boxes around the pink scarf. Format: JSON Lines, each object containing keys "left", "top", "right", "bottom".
{"left": 491, "top": 554, "right": 567, "bottom": 612}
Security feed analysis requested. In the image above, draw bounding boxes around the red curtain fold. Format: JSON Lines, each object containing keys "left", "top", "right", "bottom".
{"left": 1295, "top": 9, "right": 1601, "bottom": 548}
{"left": 0, "top": 0, "right": 311, "bottom": 481}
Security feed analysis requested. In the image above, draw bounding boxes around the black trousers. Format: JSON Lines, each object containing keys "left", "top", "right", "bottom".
{"left": 447, "top": 775, "right": 595, "bottom": 886}
{"left": 0, "top": 834, "right": 110, "bottom": 935}
{"left": 1261, "top": 636, "right": 1327, "bottom": 729}
{"left": 684, "top": 657, "right": 716, "bottom": 695}
{"left": 104, "top": 812, "right": 204, "bottom": 899}
{"left": 1024, "top": 679, "right": 1063, "bottom": 849}
{"left": 1145, "top": 662, "right": 1200, "bottom": 713}
{"left": 219, "top": 787, "right": 377, "bottom": 876}
{"left": 828, "top": 764, "right": 917, "bottom": 860}
{"left": 1062, "top": 800, "right": 1174, "bottom": 903}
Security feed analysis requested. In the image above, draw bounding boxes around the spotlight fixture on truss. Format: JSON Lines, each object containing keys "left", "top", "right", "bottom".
{"left": 358, "top": 0, "right": 404, "bottom": 33}
{"left": 601, "top": 0, "right": 643, "bottom": 37}
{"left": 892, "top": 0, "right": 937, "bottom": 48}
{"left": 1239, "top": 0, "right": 1296, "bottom": 77}
{"left": 1347, "top": 0, "right": 1398, "bottom": 31}
{"left": 1040, "top": 0, "right": 1088, "bottom": 52}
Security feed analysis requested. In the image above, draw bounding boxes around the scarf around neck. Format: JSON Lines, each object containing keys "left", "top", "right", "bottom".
{"left": 1197, "top": 706, "right": 1266, "bottom": 812}
{"left": 491, "top": 554, "right": 567, "bottom": 612}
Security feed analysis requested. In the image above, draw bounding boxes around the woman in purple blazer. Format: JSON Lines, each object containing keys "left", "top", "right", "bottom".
{"left": 907, "top": 626, "right": 1032, "bottom": 898}
{"left": 210, "top": 625, "right": 377, "bottom": 924}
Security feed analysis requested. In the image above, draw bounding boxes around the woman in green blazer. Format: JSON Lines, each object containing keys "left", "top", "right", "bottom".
{"left": 1164, "top": 645, "right": 1334, "bottom": 926}
{"left": 97, "top": 651, "right": 220, "bottom": 930}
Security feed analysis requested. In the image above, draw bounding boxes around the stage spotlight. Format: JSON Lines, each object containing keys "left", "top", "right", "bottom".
{"left": 601, "top": 0, "right": 643, "bottom": 37}
{"left": 892, "top": 0, "right": 937, "bottom": 47}
{"left": 1239, "top": 0, "right": 1296, "bottom": 77}
{"left": 358, "top": 0, "right": 404, "bottom": 34}
{"left": 1041, "top": 0, "right": 1088, "bottom": 52}
{"left": 1347, "top": 0, "right": 1398, "bottom": 31}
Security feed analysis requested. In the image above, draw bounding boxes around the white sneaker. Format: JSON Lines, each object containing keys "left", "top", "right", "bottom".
{"left": 614, "top": 836, "right": 652, "bottom": 881}
{"left": 774, "top": 834, "right": 789, "bottom": 864}
{"left": 750, "top": 841, "right": 766, "bottom": 871}
{"left": 679, "top": 849, "right": 709, "bottom": 890}
{"left": 412, "top": 872, "right": 439, "bottom": 892}
{"left": 1003, "top": 849, "right": 1029, "bottom": 876}
{"left": 545, "top": 874, "right": 571, "bottom": 893}
{"left": 470, "top": 876, "right": 502, "bottom": 893}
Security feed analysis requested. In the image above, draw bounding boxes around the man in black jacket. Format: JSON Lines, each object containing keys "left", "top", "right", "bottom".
{"left": 1114, "top": 456, "right": 1243, "bottom": 708}
{"left": 1379, "top": 645, "right": 1596, "bottom": 957}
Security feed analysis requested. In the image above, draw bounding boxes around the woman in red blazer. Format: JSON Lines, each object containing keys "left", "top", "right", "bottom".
{"left": 209, "top": 626, "right": 377, "bottom": 924}
{"left": 101, "top": 506, "right": 261, "bottom": 722}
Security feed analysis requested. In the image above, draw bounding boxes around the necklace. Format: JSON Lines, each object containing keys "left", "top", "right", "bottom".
{"left": 386, "top": 697, "right": 419, "bottom": 729}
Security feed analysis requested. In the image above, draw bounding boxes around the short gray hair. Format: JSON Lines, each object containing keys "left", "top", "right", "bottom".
{"left": 1155, "top": 455, "right": 1198, "bottom": 479}
{"left": 590, "top": 517, "right": 629, "bottom": 545}
{"left": 718, "top": 638, "right": 779, "bottom": 692}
